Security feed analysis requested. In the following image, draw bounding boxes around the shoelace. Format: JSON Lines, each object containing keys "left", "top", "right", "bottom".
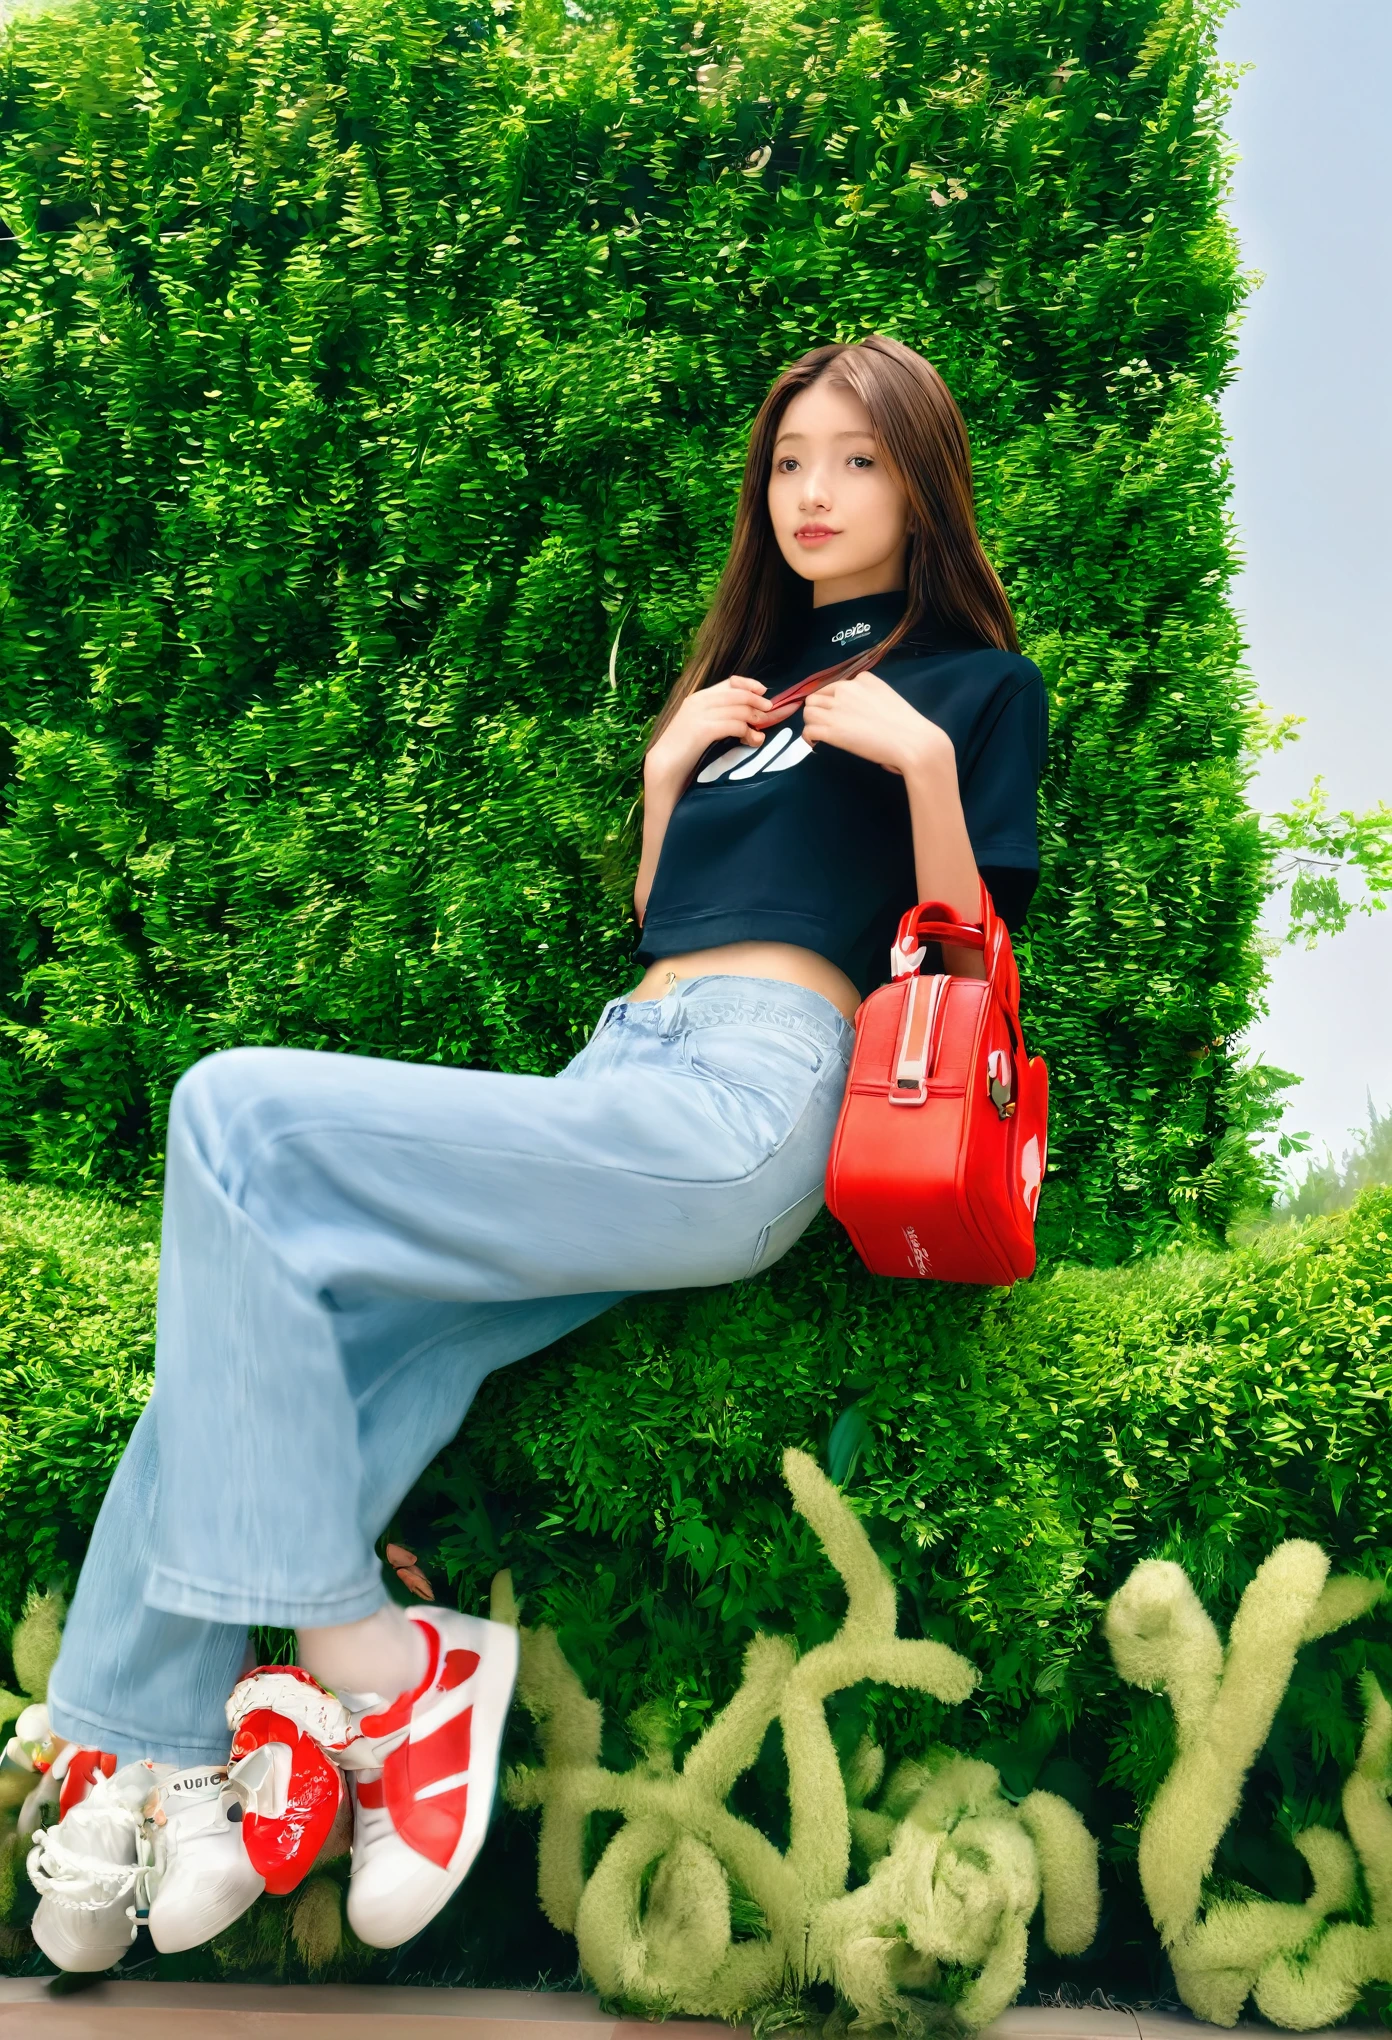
{"left": 26, "top": 1807, "right": 146, "bottom": 1914}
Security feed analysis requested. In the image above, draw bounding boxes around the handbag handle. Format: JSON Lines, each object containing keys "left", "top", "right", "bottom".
{"left": 889, "top": 883, "right": 1024, "bottom": 1112}
{"left": 890, "top": 884, "right": 1001, "bottom": 978}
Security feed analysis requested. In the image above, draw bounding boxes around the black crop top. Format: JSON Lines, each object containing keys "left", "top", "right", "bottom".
{"left": 637, "top": 591, "right": 1048, "bottom": 996}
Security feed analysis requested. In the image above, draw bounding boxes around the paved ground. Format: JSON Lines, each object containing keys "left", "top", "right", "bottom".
{"left": 0, "top": 1987, "right": 1378, "bottom": 2040}
{"left": 2, "top": 1984, "right": 650, "bottom": 2035}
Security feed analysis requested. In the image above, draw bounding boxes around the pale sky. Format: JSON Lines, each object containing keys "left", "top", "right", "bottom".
{"left": 1218, "top": 0, "right": 1392, "bottom": 1168}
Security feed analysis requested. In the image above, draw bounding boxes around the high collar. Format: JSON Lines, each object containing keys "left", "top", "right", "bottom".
{"left": 798, "top": 590, "right": 908, "bottom": 665}
{"left": 792, "top": 588, "right": 986, "bottom": 667}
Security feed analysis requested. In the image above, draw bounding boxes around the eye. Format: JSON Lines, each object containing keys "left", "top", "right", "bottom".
{"left": 775, "top": 456, "right": 799, "bottom": 473}
{"left": 848, "top": 454, "right": 875, "bottom": 470}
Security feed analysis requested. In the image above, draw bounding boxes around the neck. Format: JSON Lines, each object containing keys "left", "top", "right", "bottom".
{"left": 810, "top": 563, "right": 908, "bottom": 608}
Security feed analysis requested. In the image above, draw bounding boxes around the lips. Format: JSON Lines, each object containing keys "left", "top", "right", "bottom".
{"left": 795, "top": 525, "right": 839, "bottom": 542}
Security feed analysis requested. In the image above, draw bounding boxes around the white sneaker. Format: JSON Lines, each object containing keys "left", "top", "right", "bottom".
{"left": 144, "top": 1765, "right": 266, "bottom": 1953}
{"left": 339, "top": 1608, "right": 518, "bottom": 1949}
{"left": 27, "top": 1759, "right": 164, "bottom": 1973}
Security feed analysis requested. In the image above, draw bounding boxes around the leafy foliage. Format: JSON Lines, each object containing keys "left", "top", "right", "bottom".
{"left": 3, "top": 1178, "right": 1392, "bottom": 2001}
{"left": 435, "top": 1191, "right": 1392, "bottom": 1762}
{"left": 1267, "top": 774, "right": 1392, "bottom": 951}
{"left": 0, "top": 0, "right": 1299, "bottom": 1255}
{"left": 0, "top": 1182, "right": 155, "bottom": 1617}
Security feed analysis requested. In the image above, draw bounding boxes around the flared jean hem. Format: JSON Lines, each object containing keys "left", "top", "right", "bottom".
{"left": 145, "top": 1563, "right": 390, "bottom": 1630}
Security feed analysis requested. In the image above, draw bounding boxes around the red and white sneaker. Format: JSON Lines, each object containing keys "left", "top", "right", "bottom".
{"left": 224, "top": 1667, "right": 353, "bottom": 1895}
{"left": 58, "top": 1746, "right": 117, "bottom": 1819}
{"left": 338, "top": 1608, "right": 518, "bottom": 1949}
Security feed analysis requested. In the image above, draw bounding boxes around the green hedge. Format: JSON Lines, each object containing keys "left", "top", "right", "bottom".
{"left": 0, "top": 1182, "right": 155, "bottom": 1618}
{"left": 4, "top": 1179, "right": 1392, "bottom": 2000}
{"left": 0, "top": 0, "right": 1272, "bottom": 1259}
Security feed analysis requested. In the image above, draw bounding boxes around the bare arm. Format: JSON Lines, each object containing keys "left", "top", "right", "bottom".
{"left": 801, "top": 669, "right": 987, "bottom": 979}
{"left": 901, "top": 750, "right": 988, "bottom": 980}
{"left": 634, "top": 770, "right": 682, "bottom": 926}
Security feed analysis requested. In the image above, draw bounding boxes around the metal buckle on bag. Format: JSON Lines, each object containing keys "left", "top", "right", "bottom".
{"left": 890, "top": 974, "right": 943, "bottom": 1106}
{"left": 987, "top": 1048, "right": 1016, "bottom": 1119}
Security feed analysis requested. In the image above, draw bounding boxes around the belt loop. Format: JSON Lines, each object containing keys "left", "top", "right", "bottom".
{"left": 657, "top": 974, "right": 684, "bottom": 1039}
{"left": 592, "top": 997, "right": 624, "bottom": 1039}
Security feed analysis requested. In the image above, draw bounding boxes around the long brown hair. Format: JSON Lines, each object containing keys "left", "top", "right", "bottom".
{"left": 649, "top": 334, "right": 1017, "bottom": 745}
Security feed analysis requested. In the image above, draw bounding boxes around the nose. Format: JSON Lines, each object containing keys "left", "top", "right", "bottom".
{"left": 798, "top": 466, "right": 832, "bottom": 513}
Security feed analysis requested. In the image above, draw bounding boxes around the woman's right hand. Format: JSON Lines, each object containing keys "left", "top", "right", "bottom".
{"left": 644, "top": 677, "right": 788, "bottom": 792}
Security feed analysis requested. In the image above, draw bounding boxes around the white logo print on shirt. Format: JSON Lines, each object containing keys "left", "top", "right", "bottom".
{"left": 697, "top": 724, "right": 815, "bottom": 784}
{"left": 697, "top": 617, "right": 875, "bottom": 783}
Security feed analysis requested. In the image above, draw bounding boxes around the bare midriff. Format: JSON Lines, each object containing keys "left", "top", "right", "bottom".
{"left": 627, "top": 941, "right": 861, "bottom": 1024}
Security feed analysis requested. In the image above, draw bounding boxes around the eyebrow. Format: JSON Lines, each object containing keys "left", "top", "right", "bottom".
{"left": 773, "top": 428, "right": 877, "bottom": 446}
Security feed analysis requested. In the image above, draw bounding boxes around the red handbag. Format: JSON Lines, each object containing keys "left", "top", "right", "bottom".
{"left": 825, "top": 885, "right": 1048, "bottom": 1284}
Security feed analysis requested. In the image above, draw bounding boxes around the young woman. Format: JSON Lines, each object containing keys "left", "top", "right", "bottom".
{"left": 29, "top": 334, "right": 1045, "bottom": 1969}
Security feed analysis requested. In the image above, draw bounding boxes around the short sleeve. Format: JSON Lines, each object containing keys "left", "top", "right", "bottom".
{"left": 979, "top": 865, "right": 1037, "bottom": 931}
{"left": 960, "top": 663, "right": 1047, "bottom": 870}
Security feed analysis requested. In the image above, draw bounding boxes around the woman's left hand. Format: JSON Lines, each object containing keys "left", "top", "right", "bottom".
{"left": 799, "top": 669, "right": 954, "bottom": 779}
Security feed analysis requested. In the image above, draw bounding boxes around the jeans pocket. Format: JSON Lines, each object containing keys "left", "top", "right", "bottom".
{"left": 747, "top": 1184, "right": 826, "bottom": 1277}
{"left": 684, "top": 1021, "right": 825, "bottom": 1091}
{"left": 683, "top": 1023, "right": 826, "bottom": 1159}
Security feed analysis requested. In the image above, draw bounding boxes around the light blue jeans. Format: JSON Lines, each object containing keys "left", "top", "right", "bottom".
{"left": 48, "top": 977, "right": 853, "bottom": 1765}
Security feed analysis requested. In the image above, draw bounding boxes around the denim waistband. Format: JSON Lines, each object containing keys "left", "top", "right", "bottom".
{"left": 595, "top": 975, "right": 854, "bottom": 1058}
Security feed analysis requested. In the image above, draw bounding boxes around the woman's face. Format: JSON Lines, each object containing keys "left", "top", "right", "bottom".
{"left": 767, "top": 377, "right": 910, "bottom": 606}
